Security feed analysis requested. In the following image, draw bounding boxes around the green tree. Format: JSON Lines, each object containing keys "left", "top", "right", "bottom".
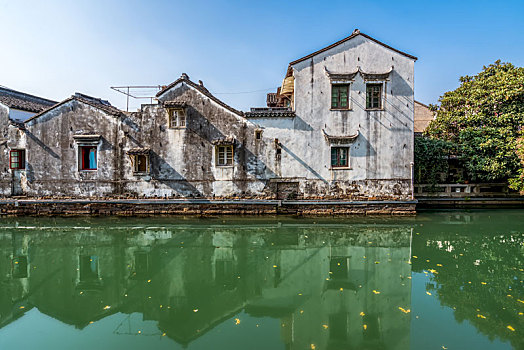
{"left": 426, "top": 61, "right": 524, "bottom": 189}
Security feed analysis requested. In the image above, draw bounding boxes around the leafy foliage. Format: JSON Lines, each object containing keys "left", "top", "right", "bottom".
{"left": 426, "top": 61, "right": 524, "bottom": 188}
{"left": 414, "top": 137, "right": 453, "bottom": 184}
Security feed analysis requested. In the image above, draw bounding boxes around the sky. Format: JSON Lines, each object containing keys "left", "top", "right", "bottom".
{"left": 0, "top": 0, "right": 523, "bottom": 112}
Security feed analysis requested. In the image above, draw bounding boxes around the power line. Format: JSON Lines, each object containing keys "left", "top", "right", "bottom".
{"left": 211, "top": 87, "right": 278, "bottom": 95}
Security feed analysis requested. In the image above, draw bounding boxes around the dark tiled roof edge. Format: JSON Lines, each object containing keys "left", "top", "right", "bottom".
{"left": 25, "top": 95, "right": 123, "bottom": 123}
{"left": 288, "top": 30, "right": 417, "bottom": 67}
{"left": 156, "top": 76, "right": 244, "bottom": 117}
{"left": 245, "top": 111, "right": 296, "bottom": 118}
{"left": 0, "top": 86, "right": 57, "bottom": 113}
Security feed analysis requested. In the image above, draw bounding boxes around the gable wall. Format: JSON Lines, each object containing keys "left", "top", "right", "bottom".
{"left": 255, "top": 35, "right": 415, "bottom": 199}
{"left": 23, "top": 100, "right": 125, "bottom": 197}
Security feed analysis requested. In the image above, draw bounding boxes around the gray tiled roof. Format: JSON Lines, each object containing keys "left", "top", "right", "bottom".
{"left": 0, "top": 86, "right": 56, "bottom": 113}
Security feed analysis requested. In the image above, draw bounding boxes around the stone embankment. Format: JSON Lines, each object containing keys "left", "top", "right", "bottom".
{"left": 0, "top": 198, "right": 417, "bottom": 216}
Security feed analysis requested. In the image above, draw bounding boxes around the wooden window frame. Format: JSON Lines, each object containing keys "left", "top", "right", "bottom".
{"left": 79, "top": 146, "right": 97, "bottom": 171}
{"left": 331, "top": 147, "right": 349, "bottom": 168}
{"left": 215, "top": 145, "right": 233, "bottom": 166}
{"left": 366, "top": 83, "right": 383, "bottom": 110}
{"left": 131, "top": 154, "right": 150, "bottom": 174}
{"left": 9, "top": 149, "right": 25, "bottom": 170}
{"left": 168, "top": 108, "right": 186, "bottom": 128}
{"left": 331, "top": 83, "right": 350, "bottom": 110}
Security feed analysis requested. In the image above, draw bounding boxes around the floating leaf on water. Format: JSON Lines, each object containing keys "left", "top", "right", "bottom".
{"left": 426, "top": 291, "right": 432, "bottom": 296}
{"left": 310, "top": 344, "right": 316, "bottom": 350}
{"left": 147, "top": 279, "right": 151, "bottom": 283}
{"left": 103, "top": 305, "right": 111, "bottom": 310}
{"left": 162, "top": 333, "right": 166, "bottom": 336}
{"left": 360, "top": 312, "right": 365, "bottom": 316}
{"left": 375, "top": 261, "right": 380, "bottom": 264}
{"left": 322, "top": 324, "right": 328, "bottom": 329}
{"left": 507, "top": 325, "right": 515, "bottom": 332}
{"left": 477, "top": 314, "right": 486, "bottom": 319}
{"left": 340, "top": 288, "right": 344, "bottom": 291}
{"left": 398, "top": 307, "right": 411, "bottom": 314}
{"left": 363, "top": 324, "right": 367, "bottom": 330}
{"left": 372, "top": 290, "right": 380, "bottom": 294}
{"left": 273, "top": 265, "right": 278, "bottom": 268}
{"left": 480, "top": 282, "right": 487, "bottom": 285}
{"left": 234, "top": 318, "right": 241, "bottom": 325}
{"left": 413, "top": 256, "right": 418, "bottom": 259}
{"left": 437, "top": 264, "right": 443, "bottom": 267}
{"left": 193, "top": 309, "right": 198, "bottom": 312}
{"left": 517, "top": 299, "right": 524, "bottom": 304}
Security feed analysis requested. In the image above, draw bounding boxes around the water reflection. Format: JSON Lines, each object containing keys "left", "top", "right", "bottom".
{"left": 0, "top": 219, "right": 412, "bottom": 349}
{"left": 0, "top": 213, "right": 522, "bottom": 350}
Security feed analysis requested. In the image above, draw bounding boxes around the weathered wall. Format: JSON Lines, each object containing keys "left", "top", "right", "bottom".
{"left": 0, "top": 103, "right": 10, "bottom": 196}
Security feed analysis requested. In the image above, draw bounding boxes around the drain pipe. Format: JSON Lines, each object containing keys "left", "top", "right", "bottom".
{"left": 410, "top": 162, "right": 414, "bottom": 200}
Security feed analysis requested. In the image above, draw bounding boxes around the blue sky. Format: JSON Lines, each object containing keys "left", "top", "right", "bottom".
{"left": 0, "top": 0, "right": 523, "bottom": 111}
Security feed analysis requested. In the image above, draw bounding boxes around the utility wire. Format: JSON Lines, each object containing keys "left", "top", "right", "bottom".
{"left": 211, "top": 87, "right": 278, "bottom": 95}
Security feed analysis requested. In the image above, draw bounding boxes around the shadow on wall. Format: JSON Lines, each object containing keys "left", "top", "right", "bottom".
{"left": 278, "top": 143, "right": 328, "bottom": 184}
{"left": 150, "top": 150, "right": 204, "bottom": 197}
{"left": 183, "top": 106, "right": 279, "bottom": 193}
{"left": 24, "top": 130, "right": 60, "bottom": 160}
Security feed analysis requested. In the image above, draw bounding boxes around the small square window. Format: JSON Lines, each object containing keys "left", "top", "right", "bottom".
{"left": 168, "top": 108, "right": 186, "bottom": 128}
{"left": 79, "top": 146, "right": 97, "bottom": 170}
{"left": 131, "top": 154, "right": 149, "bottom": 173}
{"left": 331, "top": 84, "right": 350, "bottom": 109}
{"left": 10, "top": 149, "right": 25, "bottom": 170}
{"left": 366, "top": 84, "right": 382, "bottom": 109}
{"left": 331, "top": 147, "right": 349, "bottom": 168}
{"left": 215, "top": 145, "right": 233, "bottom": 166}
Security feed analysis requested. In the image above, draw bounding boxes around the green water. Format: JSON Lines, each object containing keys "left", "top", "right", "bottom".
{"left": 0, "top": 211, "right": 522, "bottom": 350}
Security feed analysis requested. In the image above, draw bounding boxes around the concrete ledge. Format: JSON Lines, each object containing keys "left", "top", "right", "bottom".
{"left": 0, "top": 199, "right": 417, "bottom": 216}
{"left": 417, "top": 197, "right": 524, "bottom": 209}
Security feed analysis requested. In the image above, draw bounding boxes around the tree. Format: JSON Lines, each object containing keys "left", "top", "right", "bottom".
{"left": 426, "top": 61, "right": 524, "bottom": 189}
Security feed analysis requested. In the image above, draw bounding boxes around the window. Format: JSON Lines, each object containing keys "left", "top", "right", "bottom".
{"left": 12, "top": 256, "right": 28, "bottom": 278}
{"left": 331, "top": 147, "right": 349, "bottom": 168}
{"left": 79, "top": 255, "right": 99, "bottom": 282}
{"left": 131, "top": 154, "right": 149, "bottom": 173}
{"left": 366, "top": 83, "right": 382, "bottom": 109}
{"left": 331, "top": 84, "right": 350, "bottom": 109}
{"left": 255, "top": 130, "right": 262, "bottom": 140}
{"left": 215, "top": 145, "right": 233, "bottom": 166}
{"left": 134, "top": 252, "right": 150, "bottom": 278}
{"left": 168, "top": 108, "right": 186, "bottom": 128}
{"left": 329, "top": 313, "right": 348, "bottom": 341}
{"left": 9, "top": 149, "right": 25, "bottom": 169}
{"left": 330, "top": 257, "right": 349, "bottom": 280}
{"left": 79, "top": 146, "right": 97, "bottom": 170}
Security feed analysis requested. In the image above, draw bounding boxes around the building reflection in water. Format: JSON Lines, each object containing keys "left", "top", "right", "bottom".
{"left": 0, "top": 219, "right": 412, "bottom": 349}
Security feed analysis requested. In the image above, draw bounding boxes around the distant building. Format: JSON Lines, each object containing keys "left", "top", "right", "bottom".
{"left": 0, "top": 86, "right": 56, "bottom": 122}
{"left": 414, "top": 100, "right": 434, "bottom": 136}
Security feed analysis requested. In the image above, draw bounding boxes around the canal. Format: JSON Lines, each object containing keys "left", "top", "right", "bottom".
{"left": 0, "top": 210, "right": 522, "bottom": 350}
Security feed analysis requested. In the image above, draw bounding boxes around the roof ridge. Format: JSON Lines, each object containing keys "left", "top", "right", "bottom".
{"left": 0, "top": 86, "right": 57, "bottom": 105}
{"left": 157, "top": 74, "right": 244, "bottom": 117}
{"left": 25, "top": 94, "right": 123, "bottom": 123}
{"left": 289, "top": 30, "right": 417, "bottom": 67}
